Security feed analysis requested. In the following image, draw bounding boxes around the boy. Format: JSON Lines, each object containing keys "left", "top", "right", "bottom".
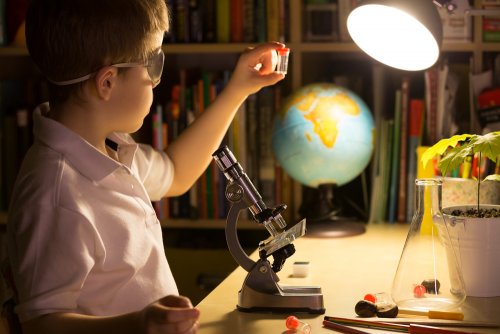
{"left": 6, "top": 0, "right": 285, "bottom": 333}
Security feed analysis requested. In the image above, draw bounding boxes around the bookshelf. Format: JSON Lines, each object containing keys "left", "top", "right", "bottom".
{"left": 0, "top": 0, "right": 499, "bottom": 227}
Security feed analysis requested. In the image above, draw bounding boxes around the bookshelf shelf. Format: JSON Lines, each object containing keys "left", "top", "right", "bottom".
{"left": 161, "top": 218, "right": 261, "bottom": 230}
{"left": 0, "top": 47, "right": 29, "bottom": 56}
{"left": 0, "top": 213, "right": 261, "bottom": 231}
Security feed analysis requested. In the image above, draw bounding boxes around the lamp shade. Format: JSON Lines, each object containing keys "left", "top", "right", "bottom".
{"left": 347, "top": 0, "right": 442, "bottom": 71}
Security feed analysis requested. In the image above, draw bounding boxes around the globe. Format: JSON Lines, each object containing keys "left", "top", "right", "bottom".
{"left": 272, "top": 83, "right": 375, "bottom": 189}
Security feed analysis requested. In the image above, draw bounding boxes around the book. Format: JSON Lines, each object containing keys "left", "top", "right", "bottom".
{"left": 255, "top": 0, "right": 267, "bottom": 42}
{"left": 242, "top": 0, "right": 255, "bottom": 42}
{"left": 424, "top": 66, "right": 439, "bottom": 145}
{"left": 397, "top": 77, "right": 410, "bottom": 223}
{"left": 5, "top": 0, "right": 28, "bottom": 45}
{"left": 266, "top": 0, "right": 280, "bottom": 42}
{"left": 369, "top": 118, "right": 393, "bottom": 223}
{"left": 230, "top": 0, "right": 244, "bottom": 43}
{"left": 188, "top": 0, "right": 203, "bottom": 43}
{"left": 388, "top": 90, "right": 401, "bottom": 223}
{"left": 257, "top": 88, "right": 276, "bottom": 206}
{"left": 0, "top": 0, "right": 5, "bottom": 46}
{"left": 202, "top": 0, "right": 216, "bottom": 42}
{"left": 337, "top": 0, "right": 355, "bottom": 42}
{"left": 406, "top": 99, "right": 424, "bottom": 222}
{"left": 174, "top": 0, "right": 190, "bottom": 43}
{"left": 216, "top": 0, "right": 230, "bottom": 43}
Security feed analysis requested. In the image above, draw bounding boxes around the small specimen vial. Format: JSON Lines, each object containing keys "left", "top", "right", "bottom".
{"left": 286, "top": 315, "right": 311, "bottom": 334}
{"left": 276, "top": 47, "right": 290, "bottom": 75}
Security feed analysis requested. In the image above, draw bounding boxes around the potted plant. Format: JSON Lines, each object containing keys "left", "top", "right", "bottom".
{"left": 421, "top": 131, "right": 500, "bottom": 297}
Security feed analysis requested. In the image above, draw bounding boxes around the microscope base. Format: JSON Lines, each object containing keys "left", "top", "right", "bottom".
{"left": 238, "top": 285, "right": 325, "bottom": 314}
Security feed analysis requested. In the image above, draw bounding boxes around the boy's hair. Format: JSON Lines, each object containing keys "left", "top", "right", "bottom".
{"left": 26, "top": 0, "right": 169, "bottom": 106}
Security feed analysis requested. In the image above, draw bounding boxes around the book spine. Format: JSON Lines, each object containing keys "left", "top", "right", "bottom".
{"left": 397, "top": 77, "right": 410, "bottom": 223}
{"left": 189, "top": 0, "right": 203, "bottom": 43}
{"left": 0, "top": 0, "right": 5, "bottom": 46}
{"left": 202, "top": 0, "right": 216, "bottom": 42}
{"left": 230, "top": 0, "right": 244, "bottom": 43}
{"left": 242, "top": 0, "right": 255, "bottom": 42}
{"left": 216, "top": 0, "right": 230, "bottom": 43}
{"left": 406, "top": 99, "right": 424, "bottom": 222}
{"left": 388, "top": 90, "right": 402, "bottom": 223}
{"left": 255, "top": 0, "right": 267, "bottom": 42}
{"left": 174, "top": 0, "right": 190, "bottom": 43}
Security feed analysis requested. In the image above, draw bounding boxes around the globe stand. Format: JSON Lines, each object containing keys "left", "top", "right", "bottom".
{"left": 302, "top": 183, "right": 366, "bottom": 238}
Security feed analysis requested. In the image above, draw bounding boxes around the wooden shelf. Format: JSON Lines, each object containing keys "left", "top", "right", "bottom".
{"left": 160, "top": 217, "right": 263, "bottom": 230}
{"left": 1, "top": 40, "right": 495, "bottom": 57}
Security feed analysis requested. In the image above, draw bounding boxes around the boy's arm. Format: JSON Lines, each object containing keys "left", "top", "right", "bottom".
{"left": 165, "top": 42, "right": 285, "bottom": 197}
{"left": 22, "top": 295, "right": 200, "bottom": 334}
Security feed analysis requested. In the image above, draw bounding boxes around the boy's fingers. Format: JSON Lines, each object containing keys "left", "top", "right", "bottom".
{"left": 244, "top": 41, "right": 285, "bottom": 55}
{"left": 242, "top": 42, "right": 286, "bottom": 71}
{"left": 159, "top": 295, "right": 193, "bottom": 308}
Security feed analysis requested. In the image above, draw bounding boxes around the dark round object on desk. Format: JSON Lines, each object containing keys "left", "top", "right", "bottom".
{"left": 376, "top": 304, "right": 398, "bottom": 318}
{"left": 354, "top": 300, "right": 377, "bottom": 317}
{"left": 422, "top": 278, "right": 441, "bottom": 294}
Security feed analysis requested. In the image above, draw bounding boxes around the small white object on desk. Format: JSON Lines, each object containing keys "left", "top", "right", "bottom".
{"left": 293, "top": 261, "right": 310, "bottom": 277}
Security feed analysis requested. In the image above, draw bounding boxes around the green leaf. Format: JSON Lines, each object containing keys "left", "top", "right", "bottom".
{"left": 471, "top": 131, "right": 500, "bottom": 162}
{"left": 421, "top": 134, "right": 473, "bottom": 168}
{"left": 437, "top": 146, "right": 473, "bottom": 175}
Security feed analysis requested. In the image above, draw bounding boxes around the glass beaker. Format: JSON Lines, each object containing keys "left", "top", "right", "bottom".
{"left": 391, "top": 178, "right": 466, "bottom": 311}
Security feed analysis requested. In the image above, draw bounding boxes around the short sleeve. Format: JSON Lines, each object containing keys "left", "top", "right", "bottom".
{"left": 133, "top": 144, "right": 174, "bottom": 201}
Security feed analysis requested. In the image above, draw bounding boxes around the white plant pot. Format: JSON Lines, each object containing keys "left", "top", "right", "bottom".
{"left": 442, "top": 205, "right": 500, "bottom": 297}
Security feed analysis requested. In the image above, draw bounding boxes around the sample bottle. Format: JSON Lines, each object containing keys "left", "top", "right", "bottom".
{"left": 276, "top": 47, "right": 290, "bottom": 75}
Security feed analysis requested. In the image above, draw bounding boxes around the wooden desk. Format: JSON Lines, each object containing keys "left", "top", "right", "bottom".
{"left": 196, "top": 224, "right": 500, "bottom": 333}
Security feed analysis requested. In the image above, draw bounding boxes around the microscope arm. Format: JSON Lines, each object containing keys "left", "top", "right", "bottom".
{"left": 226, "top": 199, "right": 256, "bottom": 272}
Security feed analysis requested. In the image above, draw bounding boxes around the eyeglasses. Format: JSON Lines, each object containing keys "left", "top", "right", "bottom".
{"left": 49, "top": 48, "right": 165, "bottom": 88}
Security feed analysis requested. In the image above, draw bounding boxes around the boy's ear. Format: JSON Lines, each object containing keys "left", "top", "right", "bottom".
{"left": 94, "top": 66, "right": 118, "bottom": 100}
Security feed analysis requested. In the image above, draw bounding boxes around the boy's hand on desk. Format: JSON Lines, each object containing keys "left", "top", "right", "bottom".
{"left": 141, "top": 295, "right": 200, "bottom": 334}
{"left": 227, "top": 41, "right": 286, "bottom": 97}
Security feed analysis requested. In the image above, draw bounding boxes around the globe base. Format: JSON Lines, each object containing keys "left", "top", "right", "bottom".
{"left": 300, "top": 183, "right": 366, "bottom": 238}
{"left": 305, "top": 220, "right": 366, "bottom": 238}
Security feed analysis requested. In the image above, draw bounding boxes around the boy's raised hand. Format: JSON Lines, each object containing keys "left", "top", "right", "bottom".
{"left": 228, "top": 41, "right": 286, "bottom": 97}
{"left": 141, "top": 295, "right": 200, "bottom": 334}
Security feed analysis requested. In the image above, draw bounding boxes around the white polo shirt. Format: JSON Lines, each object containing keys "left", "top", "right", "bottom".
{"left": 7, "top": 103, "right": 178, "bottom": 322}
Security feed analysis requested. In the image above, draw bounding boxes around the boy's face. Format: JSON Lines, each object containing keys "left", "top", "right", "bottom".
{"left": 107, "top": 33, "right": 165, "bottom": 134}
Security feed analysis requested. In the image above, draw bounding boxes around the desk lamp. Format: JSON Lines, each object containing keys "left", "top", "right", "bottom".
{"left": 348, "top": 0, "right": 500, "bottom": 71}
{"left": 347, "top": 0, "right": 442, "bottom": 71}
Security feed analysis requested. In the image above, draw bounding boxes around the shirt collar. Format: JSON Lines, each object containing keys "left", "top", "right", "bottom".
{"left": 33, "top": 102, "right": 137, "bottom": 181}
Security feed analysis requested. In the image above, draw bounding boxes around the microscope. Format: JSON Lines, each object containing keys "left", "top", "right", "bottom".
{"left": 213, "top": 146, "right": 325, "bottom": 314}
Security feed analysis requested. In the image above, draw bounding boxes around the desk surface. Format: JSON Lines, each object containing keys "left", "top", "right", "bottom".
{"left": 195, "top": 224, "right": 500, "bottom": 333}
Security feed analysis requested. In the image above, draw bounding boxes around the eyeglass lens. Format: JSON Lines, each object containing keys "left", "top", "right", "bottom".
{"left": 147, "top": 50, "right": 165, "bottom": 87}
